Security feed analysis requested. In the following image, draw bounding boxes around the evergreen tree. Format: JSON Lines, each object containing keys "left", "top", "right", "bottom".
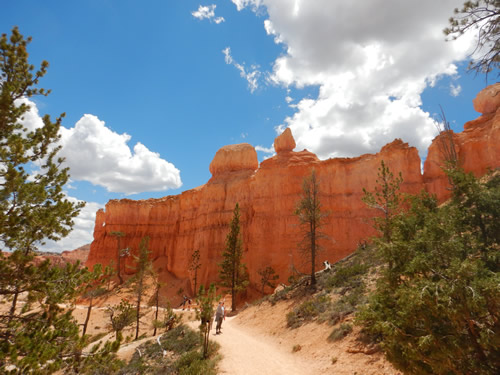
{"left": 0, "top": 27, "right": 120, "bottom": 374}
{"left": 294, "top": 170, "right": 328, "bottom": 287}
{"left": 189, "top": 249, "right": 201, "bottom": 297}
{"left": 258, "top": 266, "right": 279, "bottom": 294}
{"left": 107, "top": 299, "right": 136, "bottom": 341}
{"left": 195, "top": 284, "right": 218, "bottom": 359}
{"left": 80, "top": 264, "right": 110, "bottom": 337}
{"left": 218, "top": 203, "right": 249, "bottom": 311}
{"left": 110, "top": 231, "right": 126, "bottom": 285}
{"left": 444, "top": 0, "right": 500, "bottom": 77}
{"left": 358, "top": 168, "right": 500, "bottom": 374}
{"left": 362, "top": 160, "right": 403, "bottom": 243}
{"left": 127, "top": 236, "right": 154, "bottom": 340}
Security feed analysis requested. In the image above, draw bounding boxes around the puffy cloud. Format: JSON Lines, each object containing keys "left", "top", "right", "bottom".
{"left": 223, "top": 47, "right": 262, "bottom": 93}
{"left": 40, "top": 199, "right": 102, "bottom": 253}
{"left": 59, "top": 114, "right": 182, "bottom": 194}
{"left": 233, "top": 0, "right": 476, "bottom": 159}
{"left": 17, "top": 100, "right": 182, "bottom": 195}
{"left": 192, "top": 4, "right": 225, "bottom": 24}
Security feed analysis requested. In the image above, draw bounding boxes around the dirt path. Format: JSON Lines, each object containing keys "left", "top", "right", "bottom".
{"left": 190, "top": 316, "right": 316, "bottom": 375}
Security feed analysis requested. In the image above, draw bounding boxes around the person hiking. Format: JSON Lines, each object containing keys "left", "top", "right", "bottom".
{"left": 215, "top": 301, "right": 224, "bottom": 334}
{"left": 179, "top": 295, "right": 188, "bottom": 310}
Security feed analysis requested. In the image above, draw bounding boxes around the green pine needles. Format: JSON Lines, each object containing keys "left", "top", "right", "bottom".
{"left": 358, "top": 164, "right": 500, "bottom": 374}
{"left": 218, "top": 203, "right": 249, "bottom": 311}
{"left": 0, "top": 27, "right": 120, "bottom": 373}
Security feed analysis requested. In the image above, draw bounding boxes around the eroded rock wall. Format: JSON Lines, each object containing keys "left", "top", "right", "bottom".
{"left": 87, "top": 85, "right": 500, "bottom": 298}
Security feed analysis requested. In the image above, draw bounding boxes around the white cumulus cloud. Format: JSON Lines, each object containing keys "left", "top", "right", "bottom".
{"left": 232, "top": 0, "right": 477, "bottom": 160}
{"left": 18, "top": 100, "right": 182, "bottom": 195}
{"left": 59, "top": 114, "right": 182, "bottom": 195}
{"left": 192, "top": 4, "right": 225, "bottom": 24}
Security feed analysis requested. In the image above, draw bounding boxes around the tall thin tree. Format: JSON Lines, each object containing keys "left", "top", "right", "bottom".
{"left": 128, "top": 236, "right": 154, "bottom": 340}
{"left": 189, "top": 249, "right": 201, "bottom": 296}
{"left": 218, "top": 203, "right": 249, "bottom": 311}
{"left": 294, "top": 170, "right": 328, "bottom": 287}
{"left": 110, "top": 231, "right": 126, "bottom": 285}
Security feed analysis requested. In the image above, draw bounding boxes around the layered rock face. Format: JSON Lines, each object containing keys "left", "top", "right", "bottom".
{"left": 424, "top": 83, "right": 500, "bottom": 200}
{"left": 87, "top": 85, "right": 500, "bottom": 299}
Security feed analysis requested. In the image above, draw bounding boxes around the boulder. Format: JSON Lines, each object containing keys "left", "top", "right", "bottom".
{"left": 274, "top": 127, "right": 296, "bottom": 153}
{"left": 209, "top": 143, "right": 258, "bottom": 176}
{"left": 473, "top": 82, "right": 500, "bottom": 114}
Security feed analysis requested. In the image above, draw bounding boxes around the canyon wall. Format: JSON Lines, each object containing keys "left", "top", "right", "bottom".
{"left": 86, "top": 84, "right": 500, "bottom": 298}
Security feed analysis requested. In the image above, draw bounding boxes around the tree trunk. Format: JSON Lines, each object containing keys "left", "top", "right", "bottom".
{"left": 153, "top": 288, "right": 159, "bottom": 336}
{"left": 82, "top": 296, "right": 93, "bottom": 336}
{"left": 193, "top": 270, "right": 198, "bottom": 297}
{"left": 135, "top": 278, "right": 143, "bottom": 340}
{"left": 8, "top": 287, "right": 19, "bottom": 323}
{"left": 117, "top": 237, "right": 123, "bottom": 285}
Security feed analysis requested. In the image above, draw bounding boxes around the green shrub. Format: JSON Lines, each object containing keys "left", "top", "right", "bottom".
{"left": 292, "top": 344, "right": 302, "bottom": 352}
{"left": 160, "top": 324, "right": 199, "bottom": 354}
{"left": 119, "top": 324, "right": 220, "bottom": 375}
{"left": 358, "top": 168, "right": 500, "bottom": 373}
{"left": 175, "top": 350, "right": 218, "bottom": 375}
{"left": 328, "top": 323, "right": 353, "bottom": 342}
{"left": 268, "top": 286, "right": 291, "bottom": 305}
{"left": 286, "top": 294, "right": 330, "bottom": 328}
{"left": 325, "top": 263, "right": 368, "bottom": 289}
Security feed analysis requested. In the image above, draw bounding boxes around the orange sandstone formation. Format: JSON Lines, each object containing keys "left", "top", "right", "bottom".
{"left": 87, "top": 85, "right": 500, "bottom": 300}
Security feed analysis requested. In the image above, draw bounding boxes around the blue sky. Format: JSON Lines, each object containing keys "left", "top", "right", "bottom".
{"left": 1, "top": 0, "right": 496, "bottom": 251}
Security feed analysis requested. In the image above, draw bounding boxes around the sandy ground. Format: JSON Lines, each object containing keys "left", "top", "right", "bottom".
{"left": 2, "top": 287, "right": 400, "bottom": 374}
{"left": 193, "top": 316, "right": 316, "bottom": 375}
{"left": 221, "top": 300, "right": 400, "bottom": 375}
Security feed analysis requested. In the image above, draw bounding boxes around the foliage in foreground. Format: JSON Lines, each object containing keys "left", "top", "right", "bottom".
{"left": 0, "top": 26, "right": 122, "bottom": 374}
{"left": 196, "top": 284, "right": 218, "bottom": 359}
{"left": 358, "top": 167, "right": 500, "bottom": 374}
{"left": 119, "top": 324, "right": 219, "bottom": 375}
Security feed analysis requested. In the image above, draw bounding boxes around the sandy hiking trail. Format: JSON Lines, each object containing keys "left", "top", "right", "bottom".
{"left": 189, "top": 316, "right": 316, "bottom": 375}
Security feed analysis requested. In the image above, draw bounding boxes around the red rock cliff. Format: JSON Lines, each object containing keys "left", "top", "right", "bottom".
{"left": 87, "top": 85, "right": 500, "bottom": 298}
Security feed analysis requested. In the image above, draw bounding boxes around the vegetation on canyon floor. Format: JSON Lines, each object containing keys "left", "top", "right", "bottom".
{"left": 1, "top": 0, "right": 500, "bottom": 371}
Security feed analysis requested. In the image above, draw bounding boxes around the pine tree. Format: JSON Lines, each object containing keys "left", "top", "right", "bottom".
{"left": 358, "top": 168, "right": 500, "bottom": 374}
{"left": 218, "top": 203, "right": 249, "bottom": 311}
{"left": 258, "top": 266, "right": 279, "bottom": 294}
{"left": 110, "top": 231, "right": 126, "bottom": 285}
{"left": 80, "top": 264, "right": 110, "bottom": 336}
{"left": 294, "top": 170, "right": 328, "bottom": 287}
{"left": 362, "top": 160, "right": 403, "bottom": 243}
{"left": 107, "top": 299, "right": 136, "bottom": 341}
{"left": 195, "top": 284, "right": 218, "bottom": 359}
{"left": 0, "top": 27, "right": 121, "bottom": 374}
{"left": 189, "top": 249, "right": 201, "bottom": 297}
{"left": 444, "top": 0, "right": 500, "bottom": 76}
{"left": 127, "top": 236, "right": 154, "bottom": 340}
